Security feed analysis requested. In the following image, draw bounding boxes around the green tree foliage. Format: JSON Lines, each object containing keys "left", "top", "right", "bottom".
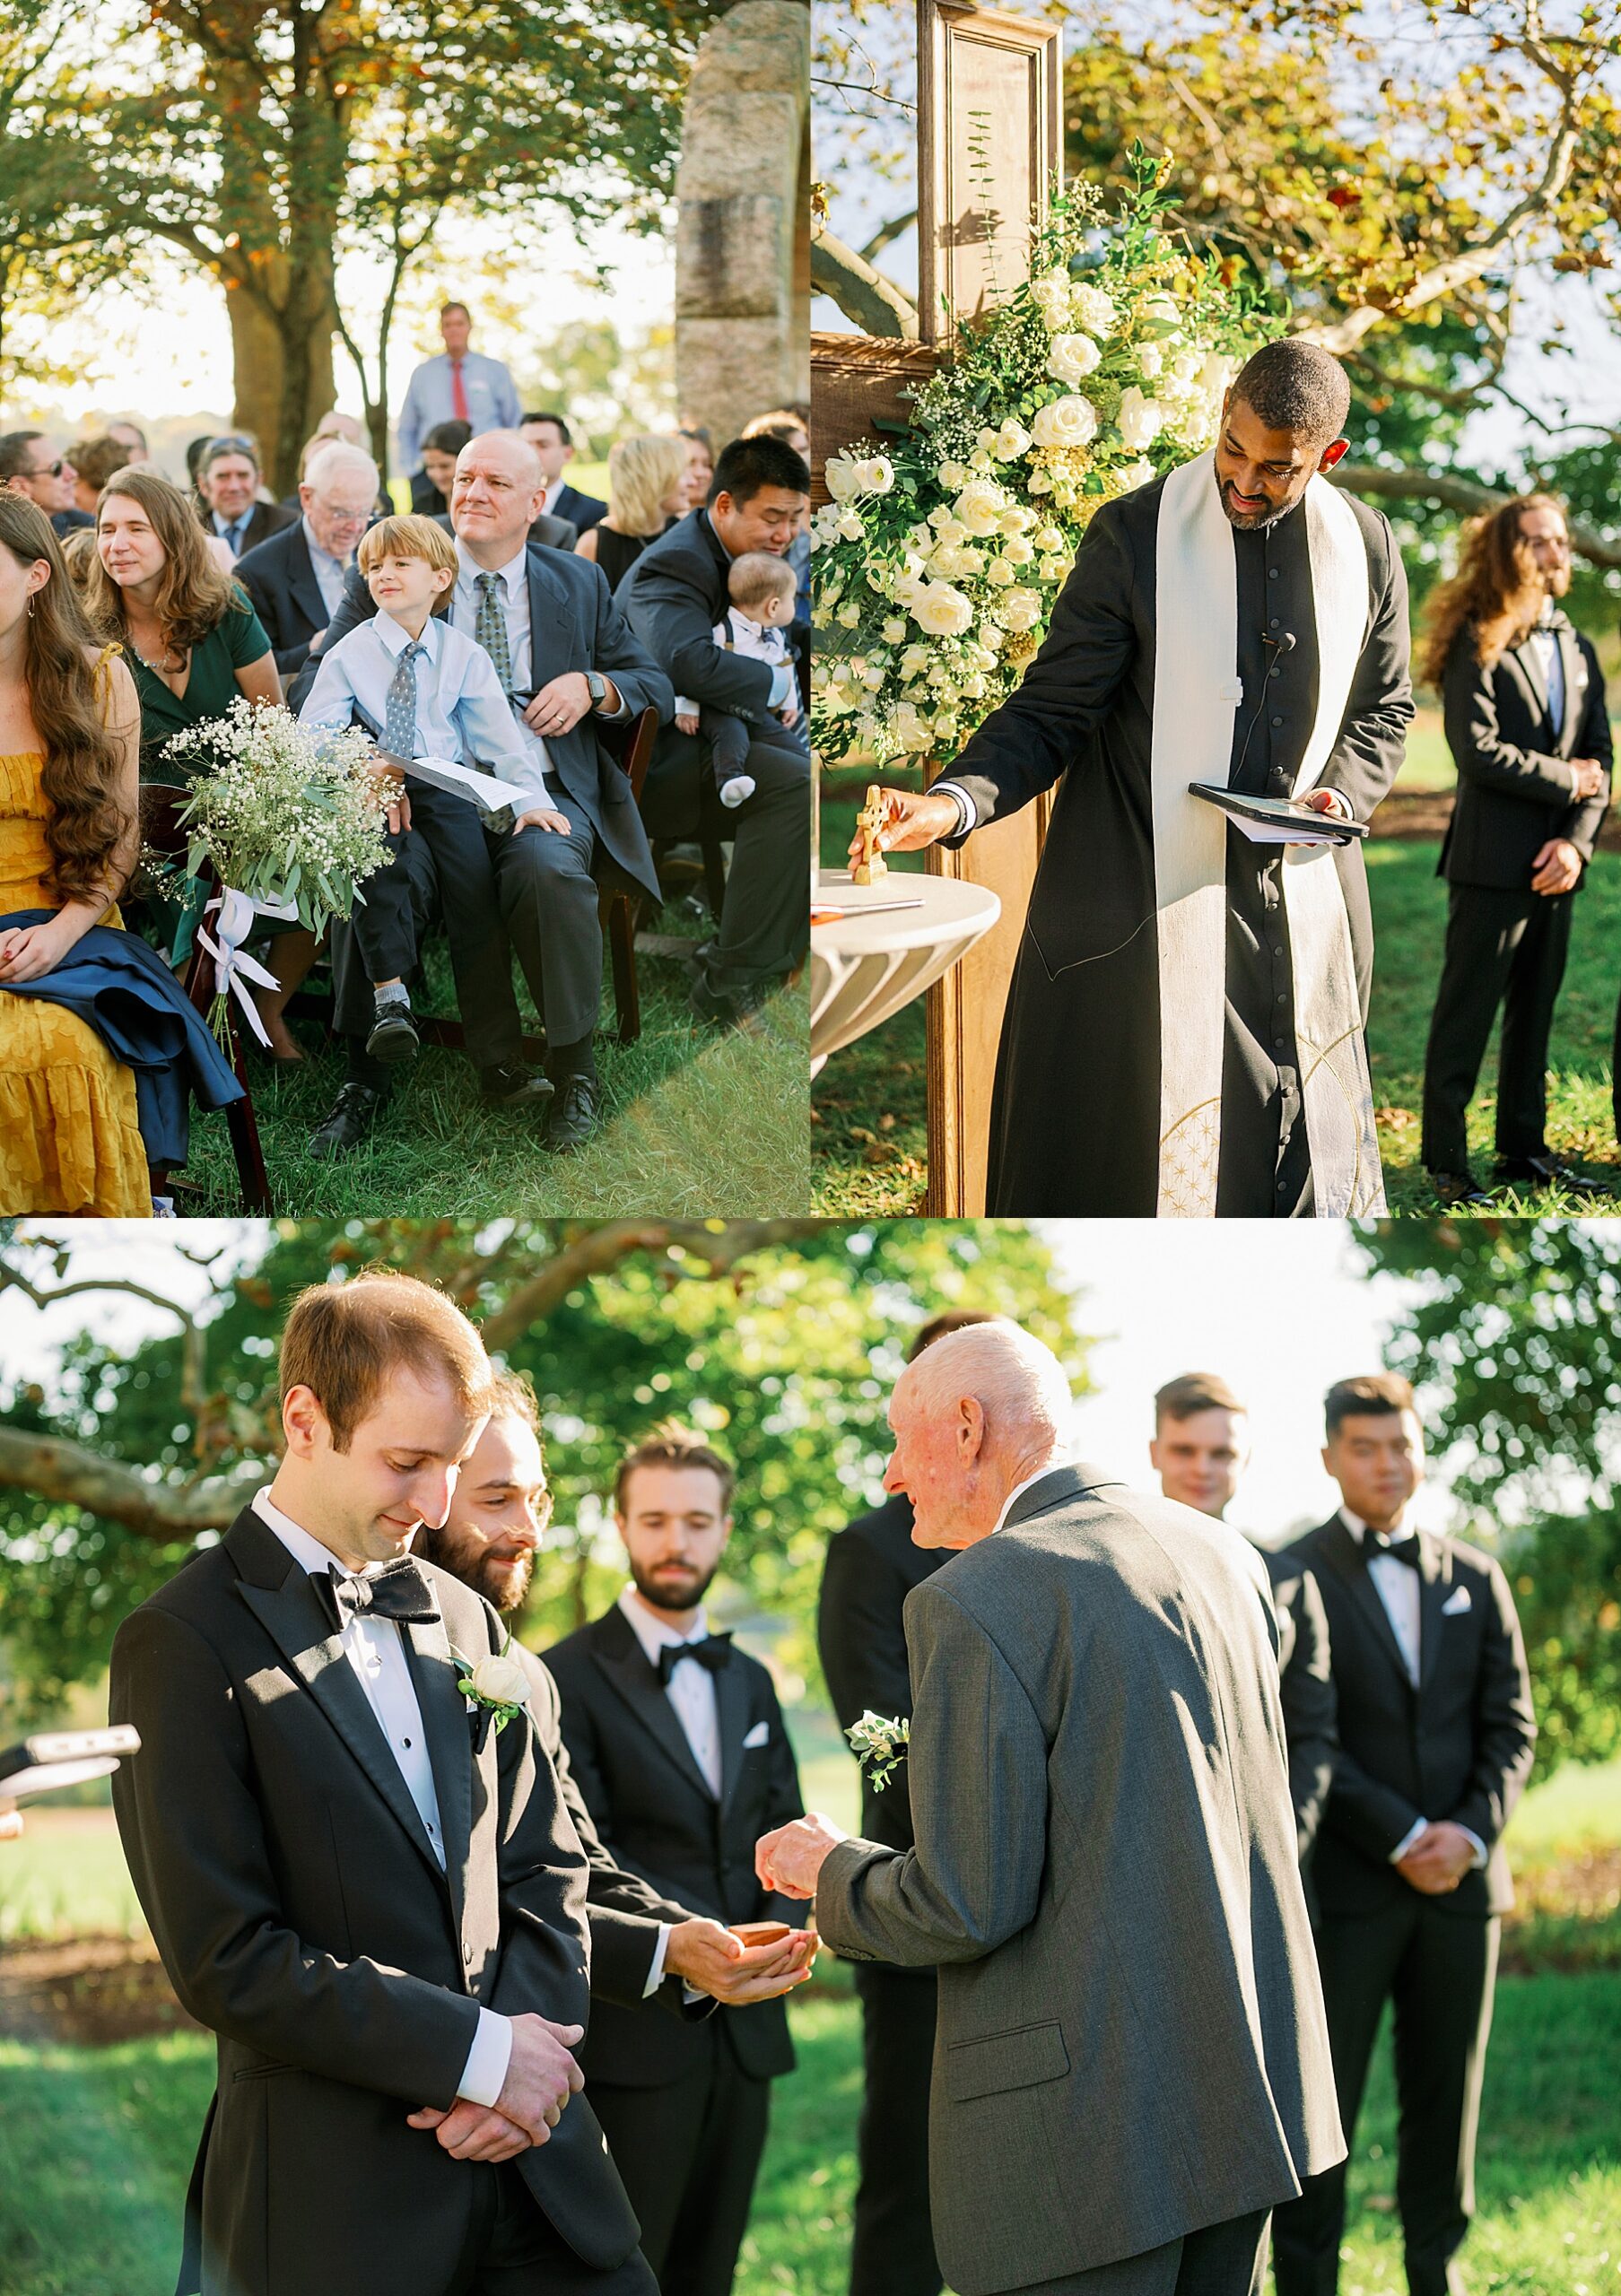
{"left": 1355, "top": 1219, "right": 1621, "bottom": 1772}
{"left": 0, "top": 1221, "right": 1085, "bottom": 1718}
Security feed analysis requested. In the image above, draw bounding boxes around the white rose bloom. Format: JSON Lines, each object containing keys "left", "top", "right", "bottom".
{"left": 1038, "top": 556, "right": 1072, "bottom": 585}
{"left": 1033, "top": 269, "right": 1072, "bottom": 329}
{"left": 1199, "top": 352, "right": 1237, "bottom": 402}
{"left": 928, "top": 502, "right": 954, "bottom": 530}
{"left": 954, "top": 478, "right": 1008, "bottom": 536}
{"left": 994, "top": 418, "right": 1033, "bottom": 461}
{"left": 986, "top": 557, "right": 1016, "bottom": 587}
{"left": 965, "top": 643, "right": 998, "bottom": 673}
{"left": 969, "top": 448, "right": 994, "bottom": 474}
{"left": 1000, "top": 535, "right": 1036, "bottom": 565}
{"left": 1030, "top": 395, "right": 1100, "bottom": 449}
{"left": 859, "top": 662, "right": 886, "bottom": 691}
{"left": 1137, "top": 343, "right": 1164, "bottom": 380}
{"left": 1141, "top": 294, "right": 1181, "bottom": 335}
{"left": 893, "top": 701, "right": 933, "bottom": 752}
{"left": 998, "top": 504, "right": 1038, "bottom": 535}
{"left": 977, "top": 427, "right": 1000, "bottom": 453}
{"left": 837, "top": 601, "right": 862, "bottom": 628}
{"left": 937, "top": 460, "right": 970, "bottom": 489}
{"left": 907, "top": 522, "right": 933, "bottom": 551}
{"left": 935, "top": 516, "right": 971, "bottom": 547}
{"left": 901, "top": 645, "right": 932, "bottom": 679}
{"left": 824, "top": 452, "right": 867, "bottom": 502}
{"left": 1072, "top": 284, "right": 1117, "bottom": 336}
{"left": 1048, "top": 331, "right": 1102, "bottom": 385}
{"left": 858, "top": 455, "right": 895, "bottom": 494}
{"left": 1000, "top": 587, "right": 1044, "bottom": 631}
{"left": 980, "top": 626, "right": 1004, "bottom": 654}
{"left": 836, "top": 510, "right": 864, "bottom": 541}
{"left": 1117, "top": 457, "right": 1158, "bottom": 491}
{"left": 883, "top": 617, "right": 906, "bottom": 644}
{"left": 1171, "top": 349, "right": 1203, "bottom": 387}
{"left": 911, "top": 581, "right": 975, "bottom": 637}
{"left": 470, "top": 1652, "right": 531, "bottom": 1708}
{"left": 1033, "top": 525, "right": 1068, "bottom": 553}
{"left": 1028, "top": 469, "right": 1052, "bottom": 495}
{"left": 1117, "top": 387, "right": 1165, "bottom": 452}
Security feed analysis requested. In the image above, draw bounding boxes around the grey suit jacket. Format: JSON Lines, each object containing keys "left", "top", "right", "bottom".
{"left": 814, "top": 1464, "right": 1346, "bottom": 2296}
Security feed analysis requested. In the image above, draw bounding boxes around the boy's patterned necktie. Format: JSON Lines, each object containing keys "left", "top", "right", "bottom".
{"left": 475, "top": 571, "right": 514, "bottom": 692}
{"left": 384, "top": 639, "right": 424, "bottom": 757}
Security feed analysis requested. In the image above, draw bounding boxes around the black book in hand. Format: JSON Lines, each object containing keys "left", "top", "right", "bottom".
{"left": 1188, "top": 783, "right": 1369, "bottom": 843}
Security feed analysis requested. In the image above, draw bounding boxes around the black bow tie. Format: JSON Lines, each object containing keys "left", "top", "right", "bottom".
{"left": 1364, "top": 1530, "right": 1421, "bottom": 1570}
{"left": 310, "top": 1555, "right": 440, "bottom": 1637}
{"left": 658, "top": 1632, "right": 732, "bottom": 1686}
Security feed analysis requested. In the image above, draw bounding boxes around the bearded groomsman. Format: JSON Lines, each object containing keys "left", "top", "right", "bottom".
{"left": 1418, "top": 492, "right": 1612, "bottom": 1206}
{"left": 853, "top": 338, "right": 1412, "bottom": 1218}
{"left": 817, "top": 1310, "right": 1001, "bottom": 2296}
{"left": 545, "top": 1430, "right": 807, "bottom": 2296}
{"left": 1150, "top": 1372, "right": 1338, "bottom": 1885}
{"left": 1272, "top": 1375, "right": 1537, "bottom": 2296}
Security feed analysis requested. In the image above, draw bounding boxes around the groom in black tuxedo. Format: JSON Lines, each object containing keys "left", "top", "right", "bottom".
{"left": 545, "top": 1429, "right": 808, "bottom": 2296}
{"left": 109, "top": 1271, "right": 659, "bottom": 2296}
{"left": 1272, "top": 1374, "right": 1537, "bottom": 2296}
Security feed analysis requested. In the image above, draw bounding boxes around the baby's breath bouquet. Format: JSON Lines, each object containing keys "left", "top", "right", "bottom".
{"left": 811, "top": 146, "right": 1279, "bottom": 769}
{"left": 163, "top": 698, "right": 391, "bottom": 930}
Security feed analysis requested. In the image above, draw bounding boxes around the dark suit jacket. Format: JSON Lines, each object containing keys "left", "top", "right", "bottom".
{"left": 197, "top": 500, "right": 297, "bottom": 557}
{"left": 544, "top": 1604, "right": 806, "bottom": 2089}
{"left": 615, "top": 507, "right": 785, "bottom": 838}
{"left": 109, "top": 1506, "right": 645, "bottom": 2296}
{"left": 1286, "top": 1513, "right": 1537, "bottom": 1918}
{"left": 1438, "top": 614, "right": 1613, "bottom": 887}
{"left": 1259, "top": 1543, "right": 1338, "bottom": 1898}
{"left": 553, "top": 482, "right": 607, "bottom": 537}
{"left": 292, "top": 540, "right": 669, "bottom": 902}
{"left": 817, "top": 1492, "right": 946, "bottom": 1856}
{"left": 236, "top": 517, "right": 361, "bottom": 681}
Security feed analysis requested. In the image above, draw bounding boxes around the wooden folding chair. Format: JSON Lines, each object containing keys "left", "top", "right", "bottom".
{"left": 137, "top": 784, "right": 273, "bottom": 1212}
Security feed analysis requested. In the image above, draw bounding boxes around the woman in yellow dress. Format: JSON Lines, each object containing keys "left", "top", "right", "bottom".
{"left": 0, "top": 494, "right": 158, "bottom": 1215}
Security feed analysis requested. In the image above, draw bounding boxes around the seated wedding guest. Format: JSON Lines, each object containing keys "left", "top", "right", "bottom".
{"left": 301, "top": 510, "right": 556, "bottom": 1128}
{"left": 0, "top": 431, "right": 90, "bottom": 535}
{"left": 410, "top": 418, "right": 472, "bottom": 516}
{"left": 575, "top": 433, "right": 689, "bottom": 587}
{"left": 71, "top": 436, "right": 135, "bottom": 519}
{"left": 677, "top": 427, "right": 712, "bottom": 509}
{"left": 397, "top": 300, "right": 519, "bottom": 481}
{"left": 195, "top": 434, "right": 296, "bottom": 559}
{"left": 0, "top": 494, "right": 242, "bottom": 1215}
{"left": 817, "top": 1310, "right": 1002, "bottom": 2296}
{"left": 105, "top": 420, "right": 149, "bottom": 465}
{"left": 85, "top": 473, "right": 311, "bottom": 1054}
{"left": 619, "top": 431, "right": 810, "bottom": 1025}
{"left": 674, "top": 551, "right": 802, "bottom": 811}
{"left": 739, "top": 410, "right": 812, "bottom": 642}
{"left": 546, "top": 1428, "right": 807, "bottom": 2296}
{"left": 519, "top": 412, "right": 607, "bottom": 535}
{"left": 1419, "top": 493, "right": 1612, "bottom": 1206}
{"left": 301, "top": 430, "right": 669, "bottom": 1158}
{"left": 238, "top": 441, "right": 381, "bottom": 681}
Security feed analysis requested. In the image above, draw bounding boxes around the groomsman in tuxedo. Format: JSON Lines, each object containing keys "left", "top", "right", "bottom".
{"left": 1150, "top": 1372, "right": 1338, "bottom": 1882}
{"left": 108, "top": 1271, "right": 661, "bottom": 2296}
{"left": 1272, "top": 1374, "right": 1537, "bottom": 2296}
{"left": 1420, "top": 493, "right": 1612, "bottom": 1205}
{"left": 545, "top": 1430, "right": 807, "bottom": 2296}
{"left": 817, "top": 1310, "right": 1002, "bottom": 2296}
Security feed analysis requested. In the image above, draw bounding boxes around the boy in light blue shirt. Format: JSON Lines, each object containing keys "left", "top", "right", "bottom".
{"left": 301, "top": 513, "right": 571, "bottom": 1109}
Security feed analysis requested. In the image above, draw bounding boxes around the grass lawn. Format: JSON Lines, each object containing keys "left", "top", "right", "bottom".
{"left": 814, "top": 772, "right": 1621, "bottom": 1216}
{"left": 170, "top": 926, "right": 810, "bottom": 1217}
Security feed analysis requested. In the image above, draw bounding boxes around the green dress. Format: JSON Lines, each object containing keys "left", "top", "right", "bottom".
{"left": 132, "top": 591, "right": 274, "bottom": 785}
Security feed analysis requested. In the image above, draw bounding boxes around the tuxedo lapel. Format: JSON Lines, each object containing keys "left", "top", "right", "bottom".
{"left": 716, "top": 1649, "right": 754, "bottom": 1819}
{"left": 1504, "top": 638, "right": 1548, "bottom": 729}
{"left": 526, "top": 559, "right": 579, "bottom": 688}
{"left": 1555, "top": 626, "right": 1582, "bottom": 757}
{"left": 403, "top": 1612, "right": 475, "bottom": 1938}
{"left": 590, "top": 1610, "right": 717, "bottom": 1804}
{"left": 1318, "top": 1515, "right": 1415, "bottom": 1689}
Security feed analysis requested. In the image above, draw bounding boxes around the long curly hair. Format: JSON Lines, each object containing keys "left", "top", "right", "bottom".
{"left": 1422, "top": 493, "right": 1564, "bottom": 690}
{"left": 82, "top": 465, "right": 240, "bottom": 654}
{"left": 0, "top": 493, "right": 131, "bottom": 904}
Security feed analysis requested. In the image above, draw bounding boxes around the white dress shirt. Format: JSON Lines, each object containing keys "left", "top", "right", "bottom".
{"left": 616, "top": 1587, "right": 724, "bottom": 1796}
{"left": 1338, "top": 1509, "right": 1486, "bottom": 1871}
{"left": 250, "top": 1486, "right": 513, "bottom": 2107}
{"left": 301, "top": 517, "right": 353, "bottom": 619}
{"left": 300, "top": 606, "right": 544, "bottom": 797}
{"left": 448, "top": 543, "right": 632, "bottom": 804}
{"left": 989, "top": 1459, "right": 1076, "bottom": 1535}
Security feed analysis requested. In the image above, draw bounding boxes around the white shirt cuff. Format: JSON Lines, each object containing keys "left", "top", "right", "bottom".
{"left": 930, "top": 780, "right": 976, "bottom": 833}
{"left": 457, "top": 2005, "right": 513, "bottom": 2108}
{"left": 1389, "top": 1817, "right": 1429, "bottom": 1864}
{"left": 1320, "top": 787, "right": 1354, "bottom": 822}
{"left": 644, "top": 1923, "right": 673, "bottom": 1998}
{"left": 1459, "top": 1826, "right": 1488, "bottom": 1870}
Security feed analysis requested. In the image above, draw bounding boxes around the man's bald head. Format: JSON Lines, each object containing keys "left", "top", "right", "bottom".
{"left": 886, "top": 1322, "right": 1074, "bottom": 1550}
{"left": 450, "top": 428, "right": 546, "bottom": 561}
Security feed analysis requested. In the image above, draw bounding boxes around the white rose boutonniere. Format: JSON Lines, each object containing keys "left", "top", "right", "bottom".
{"left": 456, "top": 1634, "right": 532, "bottom": 1744}
{"left": 846, "top": 1709, "right": 911, "bottom": 1793}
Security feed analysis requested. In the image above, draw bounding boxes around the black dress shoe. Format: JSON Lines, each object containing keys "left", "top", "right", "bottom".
{"left": 1495, "top": 1152, "right": 1608, "bottom": 1197}
{"left": 544, "top": 1072, "right": 599, "bottom": 1152}
{"left": 309, "top": 1083, "right": 386, "bottom": 1160}
{"left": 480, "top": 1062, "right": 554, "bottom": 1108}
{"left": 1429, "top": 1170, "right": 1495, "bottom": 1208}
{"left": 689, "top": 970, "right": 771, "bottom": 1028}
{"left": 365, "top": 1002, "right": 419, "bottom": 1065}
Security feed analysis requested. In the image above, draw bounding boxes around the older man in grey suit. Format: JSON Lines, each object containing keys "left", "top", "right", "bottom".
{"left": 759, "top": 1326, "right": 1345, "bottom": 2296}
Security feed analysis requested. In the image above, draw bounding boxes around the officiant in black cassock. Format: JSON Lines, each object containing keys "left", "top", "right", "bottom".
{"left": 859, "top": 340, "right": 1413, "bottom": 1219}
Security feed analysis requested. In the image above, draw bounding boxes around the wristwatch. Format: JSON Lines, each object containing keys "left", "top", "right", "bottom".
{"left": 585, "top": 670, "right": 607, "bottom": 709}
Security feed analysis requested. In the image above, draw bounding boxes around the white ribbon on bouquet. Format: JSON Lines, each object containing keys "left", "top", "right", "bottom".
{"left": 194, "top": 885, "right": 298, "bottom": 1051}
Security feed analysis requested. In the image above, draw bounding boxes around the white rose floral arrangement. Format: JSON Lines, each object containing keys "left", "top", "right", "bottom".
{"left": 811, "top": 149, "right": 1278, "bottom": 770}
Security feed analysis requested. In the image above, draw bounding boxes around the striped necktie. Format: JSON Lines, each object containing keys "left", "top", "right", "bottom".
{"left": 474, "top": 571, "right": 514, "bottom": 693}
{"left": 384, "top": 639, "right": 425, "bottom": 758}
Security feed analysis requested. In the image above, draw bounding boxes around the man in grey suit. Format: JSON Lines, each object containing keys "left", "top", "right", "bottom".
{"left": 760, "top": 1324, "right": 1345, "bottom": 2296}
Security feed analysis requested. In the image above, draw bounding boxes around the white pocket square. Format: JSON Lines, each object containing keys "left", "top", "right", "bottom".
{"left": 1442, "top": 1586, "right": 1472, "bottom": 1615}
{"left": 742, "top": 1720, "right": 771, "bottom": 1750}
